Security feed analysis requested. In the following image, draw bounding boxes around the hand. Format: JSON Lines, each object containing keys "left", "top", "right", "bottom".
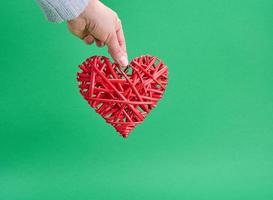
{"left": 67, "top": 0, "right": 128, "bottom": 66}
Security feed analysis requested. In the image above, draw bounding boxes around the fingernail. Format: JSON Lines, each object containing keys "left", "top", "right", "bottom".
{"left": 118, "top": 55, "right": 128, "bottom": 66}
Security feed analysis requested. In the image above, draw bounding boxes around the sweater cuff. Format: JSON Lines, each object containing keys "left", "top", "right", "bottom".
{"left": 37, "top": 0, "right": 90, "bottom": 23}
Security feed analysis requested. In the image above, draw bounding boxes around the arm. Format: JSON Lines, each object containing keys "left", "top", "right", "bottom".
{"left": 37, "top": 0, "right": 90, "bottom": 23}
{"left": 37, "top": 0, "right": 128, "bottom": 66}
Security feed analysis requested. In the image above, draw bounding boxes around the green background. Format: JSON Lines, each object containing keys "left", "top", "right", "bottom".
{"left": 0, "top": 0, "right": 272, "bottom": 199}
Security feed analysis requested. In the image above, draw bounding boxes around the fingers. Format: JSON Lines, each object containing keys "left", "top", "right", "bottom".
{"left": 107, "top": 33, "right": 128, "bottom": 66}
{"left": 68, "top": 20, "right": 95, "bottom": 46}
{"left": 67, "top": 14, "right": 128, "bottom": 67}
{"left": 104, "top": 18, "right": 128, "bottom": 66}
{"left": 83, "top": 35, "right": 95, "bottom": 45}
{"left": 95, "top": 39, "right": 105, "bottom": 47}
{"left": 116, "top": 19, "right": 127, "bottom": 54}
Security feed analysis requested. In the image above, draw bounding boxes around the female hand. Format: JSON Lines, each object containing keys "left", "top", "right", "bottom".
{"left": 67, "top": 0, "right": 128, "bottom": 66}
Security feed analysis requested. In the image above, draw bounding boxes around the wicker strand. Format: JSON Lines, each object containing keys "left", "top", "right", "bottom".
{"left": 77, "top": 55, "right": 168, "bottom": 138}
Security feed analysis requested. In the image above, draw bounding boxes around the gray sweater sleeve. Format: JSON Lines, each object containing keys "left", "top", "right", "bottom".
{"left": 37, "top": 0, "right": 90, "bottom": 23}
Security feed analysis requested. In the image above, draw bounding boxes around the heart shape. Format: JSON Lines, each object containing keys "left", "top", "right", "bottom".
{"left": 77, "top": 55, "right": 168, "bottom": 138}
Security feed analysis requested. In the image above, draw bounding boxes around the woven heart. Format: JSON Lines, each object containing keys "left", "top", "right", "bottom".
{"left": 77, "top": 55, "right": 168, "bottom": 138}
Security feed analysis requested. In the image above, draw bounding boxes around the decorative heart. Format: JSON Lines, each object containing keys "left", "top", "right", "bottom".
{"left": 77, "top": 55, "right": 168, "bottom": 138}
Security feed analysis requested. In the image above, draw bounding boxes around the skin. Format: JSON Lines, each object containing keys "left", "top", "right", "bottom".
{"left": 67, "top": 0, "right": 128, "bottom": 66}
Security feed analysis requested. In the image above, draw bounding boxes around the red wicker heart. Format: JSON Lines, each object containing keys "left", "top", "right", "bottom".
{"left": 77, "top": 55, "right": 168, "bottom": 138}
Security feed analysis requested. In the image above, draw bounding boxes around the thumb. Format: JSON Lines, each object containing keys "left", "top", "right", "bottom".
{"left": 67, "top": 19, "right": 88, "bottom": 39}
{"left": 107, "top": 33, "right": 128, "bottom": 66}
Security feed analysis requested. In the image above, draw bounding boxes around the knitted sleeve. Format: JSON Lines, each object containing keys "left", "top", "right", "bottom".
{"left": 36, "top": 0, "right": 90, "bottom": 23}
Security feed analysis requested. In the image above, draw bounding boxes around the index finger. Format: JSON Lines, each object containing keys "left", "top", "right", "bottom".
{"left": 107, "top": 33, "right": 128, "bottom": 66}
{"left": 116, "top": 19, "right": 127, "bottom": 54}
